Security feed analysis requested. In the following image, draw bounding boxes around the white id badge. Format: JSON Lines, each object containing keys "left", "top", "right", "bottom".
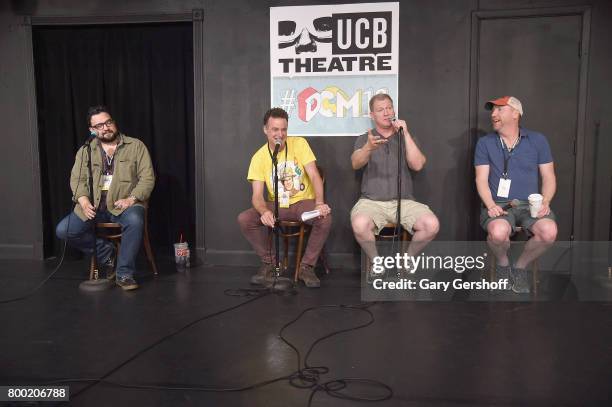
{"left": 280, "top": 192, "right": 290, "bottom": 208}
{"left": 101, "top": 174, "right": 113, "bottom": 191}
{"left": 497, "top": 178, "right": 511, "bottom": 198}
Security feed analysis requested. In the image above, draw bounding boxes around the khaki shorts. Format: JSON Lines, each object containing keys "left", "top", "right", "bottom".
{"left": 351, "top": 198, "right": 434, "bottom": 235}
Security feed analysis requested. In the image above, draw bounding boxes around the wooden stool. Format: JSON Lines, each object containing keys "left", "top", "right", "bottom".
{"left": 89, "top": 204, "right": 158, "bottom": 279}
{"left": 277, "top": 220, "right": 331, "bottom": 282}
{"left": 279, "top": 164, "right": 329, "bottom": 282}
{"left": 377, "top": 223, "right": 411, "bottom": 242}
{"left": 363, "top": 223, "right": 412, "bottom": 274}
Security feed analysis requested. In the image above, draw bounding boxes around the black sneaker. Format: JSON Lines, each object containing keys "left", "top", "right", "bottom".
{"left": 250, "top": 263, "right": 274, "bottom": 285}
{"left": 116, "top": 276, "right": 139, "bottom": 291}
{"left": 366, "top": 261, "right": 385, "bottom": 284}
{"left": 511, "top": 268, "right": 530, "bottom": 294}
{"left": 495, "top": 264, "right": 512, "bottom": 290}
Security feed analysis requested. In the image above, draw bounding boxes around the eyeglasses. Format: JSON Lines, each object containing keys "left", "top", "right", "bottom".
{"left": 91, "top": 119, "right": 115, "bottom": 130}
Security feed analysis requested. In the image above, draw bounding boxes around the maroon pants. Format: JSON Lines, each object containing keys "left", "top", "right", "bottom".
{"left": 237, "top": 199, "right": 332, "bottom": 266}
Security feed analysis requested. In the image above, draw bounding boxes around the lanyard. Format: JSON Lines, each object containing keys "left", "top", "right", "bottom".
{"left": 499, "top": 134, "right": 521, "bottom": 179}
{"left": 99, "top": 144, "right": 116, "bottom": 175}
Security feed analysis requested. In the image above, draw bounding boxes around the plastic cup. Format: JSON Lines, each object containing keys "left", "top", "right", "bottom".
{"left": 174, "top": 242, "right": 190, "bottom": 271}
{"left": 528, "top": 194, "right": 543, "bottom": 218}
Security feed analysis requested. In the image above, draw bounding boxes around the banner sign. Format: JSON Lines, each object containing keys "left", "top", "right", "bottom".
{"left": 270, "top": 2, "right": 399, "bottom": 136}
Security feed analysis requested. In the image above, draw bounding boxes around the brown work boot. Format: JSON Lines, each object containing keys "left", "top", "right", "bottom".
{"left": 250, "top": 263, "right": 274, "bottom": 285}
{"left": 298, "top": 264, "right": 320, "bottom": 288}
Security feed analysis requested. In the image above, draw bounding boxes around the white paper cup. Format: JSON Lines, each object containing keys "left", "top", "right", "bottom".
{"left": 528, "top": 194, "right": 543, "bottom": 218}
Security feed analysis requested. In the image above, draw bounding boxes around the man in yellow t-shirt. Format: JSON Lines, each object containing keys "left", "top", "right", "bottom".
{"left": 237, "top": 108, "right": 332, "bottom": 288}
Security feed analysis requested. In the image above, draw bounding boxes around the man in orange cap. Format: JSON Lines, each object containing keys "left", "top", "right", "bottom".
{"left": 474, "top": 96, "right": 558, "bottom": 293}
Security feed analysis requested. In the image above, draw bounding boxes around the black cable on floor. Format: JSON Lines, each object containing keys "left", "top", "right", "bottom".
{"left": 61, "top": 289, "right": 272, "bottom": 399}
{"left": 223, "top": 287, "right": 269, "bottom": 297}
{"left": 0, "top": 147, "right": 86, "bottom": 305}
{"left": 0, "top": 240, "right": 68, "bottom": 304}
{"left": 42, "top": 300, "right": 392, "bottom": 406}
{"left": 279, "top": 303, "right": 393, "bottom": 405}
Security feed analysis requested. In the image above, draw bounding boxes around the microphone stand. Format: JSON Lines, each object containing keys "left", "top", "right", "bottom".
{"left": 79, "top": 135, "right": 113, "bottom": 291}
{"left": 269, "top": 141, "right": 294, "bottom": 293}
{"left": 395, "top": 125, "right": 404, "bottom": 278}
{"left": 273, "top": 143, "right": 280, "bottom": 274}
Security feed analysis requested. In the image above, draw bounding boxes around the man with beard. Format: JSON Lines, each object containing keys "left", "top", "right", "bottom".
{"left": 475, "top": 96, "right": 557, "bottom": 293}
{"left": 56, "top": 106, "right": 155, "bottom": 290}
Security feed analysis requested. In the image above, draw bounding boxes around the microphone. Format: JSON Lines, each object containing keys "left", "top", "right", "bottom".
{"left": 501, "top": 199, "right": 520, "bottom": 211}
{"left": 272, "top": 138, "right": 281, "bottom": 160}
{"left": 391, "top": 117, "right": 402, "bottom": 130}
{"left": 82, "top": 130, "right": 97, "bottom": 148}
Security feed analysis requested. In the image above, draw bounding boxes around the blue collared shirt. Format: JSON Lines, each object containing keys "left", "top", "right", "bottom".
{"left": 474, "top": 128, "right": 553, "bottom": 200}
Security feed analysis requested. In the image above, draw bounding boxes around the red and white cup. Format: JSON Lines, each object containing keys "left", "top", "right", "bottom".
{"left": 174, "top": 242, "right": 190, "bottom": 270}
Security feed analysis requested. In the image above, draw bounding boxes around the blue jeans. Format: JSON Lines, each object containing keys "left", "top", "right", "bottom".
{"left": 56, "top": 206, "right": 145, "bottom": 278}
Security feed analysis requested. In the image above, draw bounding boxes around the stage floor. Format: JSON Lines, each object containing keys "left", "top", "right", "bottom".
{"left": 0, "top": 257, "right": 610, "bottom": 406}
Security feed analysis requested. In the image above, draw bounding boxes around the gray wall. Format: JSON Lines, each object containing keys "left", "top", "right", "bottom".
{"left": 0, "top": 0, "right": 610, "bottom": 263}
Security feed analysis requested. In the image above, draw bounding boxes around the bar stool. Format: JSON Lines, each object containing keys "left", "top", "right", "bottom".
{"left": 89, "top": 203, "right": 158, "bottom": 279}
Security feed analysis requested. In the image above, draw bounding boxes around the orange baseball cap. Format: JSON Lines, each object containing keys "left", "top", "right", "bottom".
{"left": 485, "top": 96, "right": 523, "bottom": 116}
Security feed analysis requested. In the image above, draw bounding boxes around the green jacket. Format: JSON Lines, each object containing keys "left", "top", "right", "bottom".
{"left": 71, "top": 134, "right": 155, "bottom": 221}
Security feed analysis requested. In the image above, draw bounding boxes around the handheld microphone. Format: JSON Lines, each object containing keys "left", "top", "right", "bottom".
{"left": 391, "top": 117, "right": 402, "bottom": 130}
{"left": 501, "top": 199, "right": 520, "bottom": 211}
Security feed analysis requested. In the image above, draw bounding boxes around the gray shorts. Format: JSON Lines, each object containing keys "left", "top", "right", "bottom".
{"left": 480, "top": 200, "right": 556, "bottom": 235}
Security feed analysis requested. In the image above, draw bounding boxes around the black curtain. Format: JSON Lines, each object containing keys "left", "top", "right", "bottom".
{"left": 33, "top": 23, "right": 194, "bottom": 258}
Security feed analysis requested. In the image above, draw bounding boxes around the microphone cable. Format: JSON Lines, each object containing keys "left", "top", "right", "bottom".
{"left": 41, "top": 299, "right": 393, "bottom": 406}
{"left": 0, "top": 145, "right": 89, "bottom": 304}
{"left": 0, "top": 240, "right": 68, "bottom": 304}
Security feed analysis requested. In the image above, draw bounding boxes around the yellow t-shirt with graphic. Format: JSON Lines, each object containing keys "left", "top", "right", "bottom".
{"left": 247, "top": 137, "right": 316, "bottom": 205}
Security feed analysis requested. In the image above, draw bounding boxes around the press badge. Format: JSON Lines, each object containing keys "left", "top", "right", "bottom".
{"left": 101, "top": 174, "right": 113, "bottom": 191}
{"left": 280, "top": 192, "right": 290, "bottom": 208}
{"left": 497, "top": 178, "right": 511, "bottom": 198}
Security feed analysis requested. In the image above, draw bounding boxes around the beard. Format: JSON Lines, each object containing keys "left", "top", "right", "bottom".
{"left": 97, "top": 130, "right": 118, "bottom": 143}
